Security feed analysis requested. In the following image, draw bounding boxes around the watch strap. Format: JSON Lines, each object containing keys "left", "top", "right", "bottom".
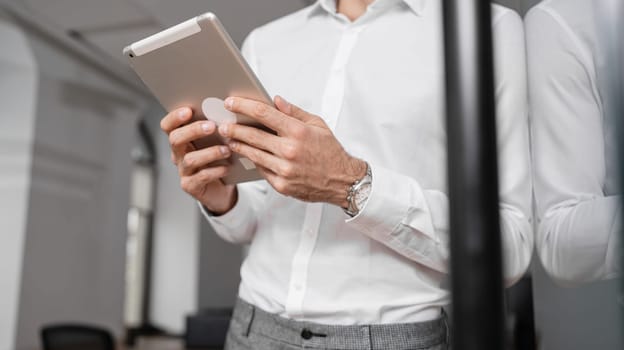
{"left": 345, "top": 162, "right": 372, "bottom": 217}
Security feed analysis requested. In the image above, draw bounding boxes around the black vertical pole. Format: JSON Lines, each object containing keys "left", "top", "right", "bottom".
{"left": 442, "top": 1, "right": 505, "bottom": 350}
{"left": 138, "top": 120, "right": 157, "bottom": 329}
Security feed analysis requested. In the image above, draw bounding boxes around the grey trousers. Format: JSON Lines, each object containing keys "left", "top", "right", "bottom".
{"left": 225, "top": 298, "right": 449, "bottom": 350}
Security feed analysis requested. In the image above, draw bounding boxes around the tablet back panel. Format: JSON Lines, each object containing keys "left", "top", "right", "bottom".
{"left": 124, "top": 13, "right": 272, "bottom": 184}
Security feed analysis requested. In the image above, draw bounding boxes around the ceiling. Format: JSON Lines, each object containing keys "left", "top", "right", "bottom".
{"left": 5, "top": 0, "right": 534, "bottom": 89}
{"left": 15, "top": 0, "right": 312, "bottom": 66}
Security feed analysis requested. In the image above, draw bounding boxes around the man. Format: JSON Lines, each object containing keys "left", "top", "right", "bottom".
{"left": 161, "top": 1, "right": 532, "bottom": 349}
{"left": 527, "top": 0, "right": 622, "bottom": 285}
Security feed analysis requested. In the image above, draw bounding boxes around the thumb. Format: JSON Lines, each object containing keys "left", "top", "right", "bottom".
{"left": 274, "top": 95, "right": 316, "bottom": 123}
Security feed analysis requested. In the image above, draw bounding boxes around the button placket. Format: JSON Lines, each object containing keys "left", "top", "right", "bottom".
{"left": 284, "top": 203, "right": 323, "bottom": 317}
{"left": 320, "top": 25, "right": 364, "bottom": 130}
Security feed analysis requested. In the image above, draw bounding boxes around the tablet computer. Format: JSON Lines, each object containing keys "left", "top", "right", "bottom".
{"left": 123, "top": 13, "right": 272, "bottom": 184}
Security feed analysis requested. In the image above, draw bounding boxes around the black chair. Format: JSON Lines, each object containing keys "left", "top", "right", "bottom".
{"left": 185, "top": 308, "right": 233, "bottom": 349}
{"left": 41, "top": 324, "right": 115, "bottom": 350}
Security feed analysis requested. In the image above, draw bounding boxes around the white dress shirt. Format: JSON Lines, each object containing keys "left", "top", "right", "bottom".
{"left": 203, "top": 0, "right": 533, "bottom": 324}
{"left": 526, "top": 0, "right": 621, "bottom": 285}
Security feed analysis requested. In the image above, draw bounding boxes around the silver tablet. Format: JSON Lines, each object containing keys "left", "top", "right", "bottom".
{"left": 123, "top": 13, "right": 272, "bottom": 185}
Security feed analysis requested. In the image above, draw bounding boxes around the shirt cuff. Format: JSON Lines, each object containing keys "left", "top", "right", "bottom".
{"left": 346, "top": 164, "right": 434, "bottom": 236}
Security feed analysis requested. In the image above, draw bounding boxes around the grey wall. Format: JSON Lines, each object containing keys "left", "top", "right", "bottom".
{"left": 496, "top": 0, "right": 541, "bottom": 15}
{"left": 0, "top": 12, "right": 38, "bottom": 350}
{"left": 532, "top": 261, "right": 623, "bottom": 349}
{"left": 198, "top": 219, "right": 242, "bottom": 310}
{"left": 144, "top": 103, "right": 201, "bottom": 333}
{"left": 135, "top": 0, "right": 314, "bottom": 46}
{"left": 0, "top": 9, "right": 146, "bottom": 350}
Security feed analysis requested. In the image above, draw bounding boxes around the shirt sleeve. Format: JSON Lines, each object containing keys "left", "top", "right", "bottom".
{"left": 526, "top": 6, "right": 621, "bottom": 285}
{"left": 346, "top": 9, "right": 534, "bottom": 285}
{"left": 200, "top": 30, "right": 270, "bottom": 244}
{"left": 199, "top": 180, "right": 269, "bottom": 244}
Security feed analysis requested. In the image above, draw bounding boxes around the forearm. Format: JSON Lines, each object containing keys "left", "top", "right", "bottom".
{"left": 346, "top": 164, "right": 450, "bottom": 273}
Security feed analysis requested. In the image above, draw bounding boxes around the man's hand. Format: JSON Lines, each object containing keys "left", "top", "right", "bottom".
{"left": 160, "top": 107, "right": 237, "bottom": 215}
{"left": 219, "top": 96, "right": 366, "bottom": 208}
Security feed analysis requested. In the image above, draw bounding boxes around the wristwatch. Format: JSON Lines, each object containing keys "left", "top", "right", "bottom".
{"left": 345, "top": 162, "right": 372, "bottom": 217}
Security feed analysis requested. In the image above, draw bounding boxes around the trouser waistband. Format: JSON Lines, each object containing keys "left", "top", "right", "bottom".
{"left": 231, "top": 298, "right": 449, "bottom": 350}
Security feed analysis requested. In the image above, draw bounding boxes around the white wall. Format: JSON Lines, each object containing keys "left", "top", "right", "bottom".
{"left": 0, "top": 14, "right": 38, "bottom": 350}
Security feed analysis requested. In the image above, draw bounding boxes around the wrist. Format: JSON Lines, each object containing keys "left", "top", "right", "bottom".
{"left": 328, "top": 156, "right": 366, "bottom": 208}
{"left": 344, "top": 161, "right": 372, "bottom": 217}
{"left": 201, "top": 186, "right": 238, "bottom": 216}
{"left": 336, "top": 157, "right": 367, "bottom": 209}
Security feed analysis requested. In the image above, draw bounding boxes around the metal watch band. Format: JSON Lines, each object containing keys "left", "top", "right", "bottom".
{"left": 345, "top": 162, "right": 372, "bottom": 217}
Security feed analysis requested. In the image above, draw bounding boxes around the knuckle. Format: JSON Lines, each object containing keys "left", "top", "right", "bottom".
{"left": 273, "top": 179, "right": 289, "bottom": 194}
{"left": 215, "top": 166, "right": 229, "bottom": 178}
{"left": 282, "top": 143, "right": 299, "bottom": 160}
{"left": 169, "top": 131, "right": 181, "bottom": 147}
{"left": 180, "top": 177, "right": 192, "bottom": 192}
{"left": 214, "top": 146, "right": 227, "bottom": 159}
{"left": 290, "top": 124, "right": 307, "bottom": 139}
{"left": 227, "top": 124, "right": 242, "bottom": 140}
{"left": 182, "top": 154, "right": 195, "bottom": 169}
{"left": 199, "top": 166, "right": 225, "bottom": 183}
{"left": 253, "top": 103, "right": 269, "bottom": 118}
{"left": 196, "top": 168, "right": 212, "bottom": 181}
{"left": 246, "top": 130, "right": 260, "bottom": 145}
{"left": 279, "top": 163, "right": 295, "bottom": 178}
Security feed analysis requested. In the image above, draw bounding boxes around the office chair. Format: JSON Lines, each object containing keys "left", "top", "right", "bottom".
{"left": 41, "top": 324, "right": 115, "bottom": 350}
{"left": 185, "top": 308, "right": 232, "bottom": 349}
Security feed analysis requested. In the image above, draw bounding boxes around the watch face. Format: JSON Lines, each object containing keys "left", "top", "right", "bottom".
{"left": 354, "top": 183, "right": 372, "bottom": 211}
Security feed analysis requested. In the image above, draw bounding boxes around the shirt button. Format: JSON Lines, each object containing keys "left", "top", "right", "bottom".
{"left": 301, "top": 328, "right": 313, "bottom": 340}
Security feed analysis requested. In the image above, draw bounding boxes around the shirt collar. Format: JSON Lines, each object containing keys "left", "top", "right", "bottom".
{"left": 310, "top": 0, "right": 426, "bottom": 17}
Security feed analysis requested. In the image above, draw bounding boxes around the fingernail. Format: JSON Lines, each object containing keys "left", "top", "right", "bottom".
{"left": 224, "top": 98, "right": 234, "bottom": 110}
{"left": 219, "top": 123, "right": 229, "bottom": 136}
{"left": 201, "top": 122, "right": 213, "bottom": 133}
{"left": 177, "top": 108, "right": 188, "bottom": 119}
{"left": 228, "top": 141, "right": 238, "bottom": 150}
{"left": 219, "top": 146, "right": 230, "bottom": 156}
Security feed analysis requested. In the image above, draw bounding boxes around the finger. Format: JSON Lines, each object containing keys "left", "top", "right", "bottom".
{"left": 172, "top": 144, "right": 197, "bottom": 165}
{"left": 274, "top": 95, "right": 316, "bottom": 123}
{"left": 256, "top": 165, "right": 276, "bottom": 179}
{"left": 228, "top": 140, "right": 290, "bottom": 177}
{"left": 179, "top": 145, "right": 231, "bottom": 176}
{"left": 161, "top": 107, "right": 193, "bottom": 134}
{"left": 169, "top": 120, "right": 216, "bottom": 157}
{"left": 218, "top": 123, "right": 284, "bottom": 156}
{"left": 255, "top": 165, "right": 293, "bottom": 197}
{"left": 224, "top": 97, "right": 293, "bottom": 135}
{"left": 180, "top": 166, "right": 230, "bottom": 195}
